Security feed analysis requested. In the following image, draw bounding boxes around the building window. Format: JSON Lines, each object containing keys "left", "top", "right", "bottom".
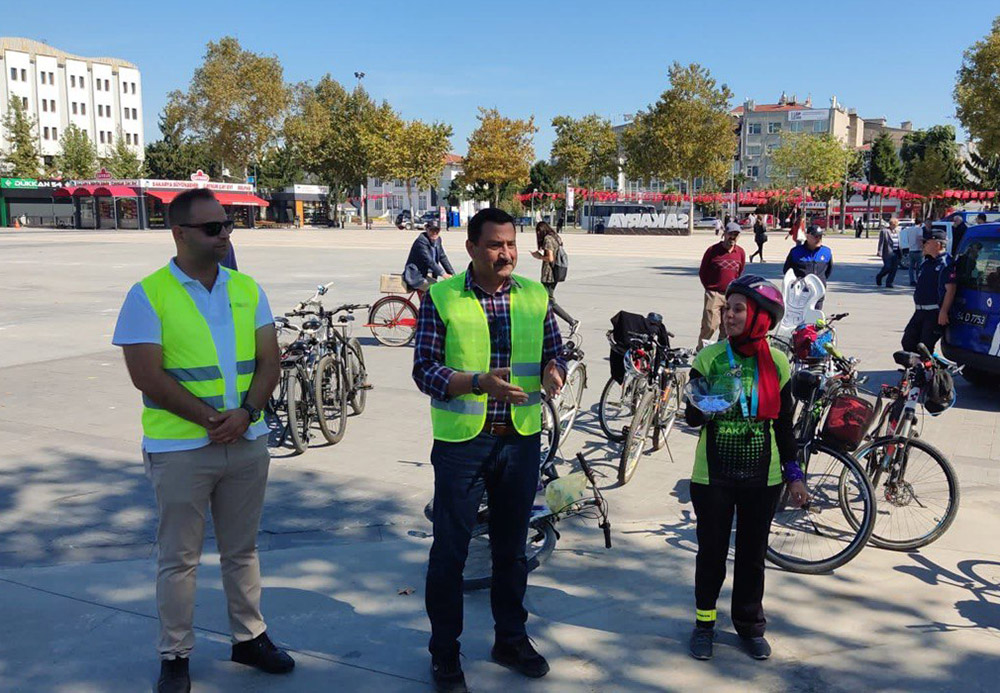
{"left": 125, "top": 133, "right": 131, "bottom": 145}
{"left": 81, "top": 103, "right": 86, "bottom": 115}
{"left": 747, "top": 122, "right": 762, "bottom": 135}
{"left": 104, "top": 79, "right": 109, "bottom": 91}
{"left": 49, "top": 71, "right": 54, "bottom": 83}
{"left": 40, "top": 72, "right": 46, "bottom": 85}
{"left": 746, "top": 165, "right": 760, "bottom": 178}
{"left": 22, "top": 96, "right": 28, "bottom": 108}
{"left": 123, "top": 82, "right": 127, "bottom": 93}
{"left": 42, "top": 100, "right": 48, "bottom": 112}
{"left": 20, "top": 68, "right": 26, "bottom": 81}
{"left": 9, "top": 67, "right": 15, "bottom": 81}
{"left": 80, "top": 76, "right": 85, "bottom": 88}
{"left": 131, "top": 82, "right": 136, "bottom": 94}
{"left": 746, "top": 144, "right": 762, "bottom": 157}
{"left": 72, "top": 102, "right": 78, "bottom": 114}
{"left": 766, "top": 143, "right": 778, "bottom": 154}
{"left": 372, "top": 178, "right": 381, "bottom": 187}
{"left": 124, "top": 109, "right": 129, "bottom": 120}
{"left": 100, "top": 131, "right": 105, "bottom": 144}
{"left": 768, "top": 122, "right": 782, "bottom": 134}
{"left": 812, "top": 120, "right": 827, "bottom": 133}
{"left": 97, "top": 104, "right": 102, "bottom": 116}
{"left": 789, "top": 121, "right": 803, "bottom": 132}
{"left": 52, "top": 127, "right": 57, "bottom": 140}
{"left": 132, "top": 107, "right": 137, "bottom": 119}
{"left": 50, "top": 99, "right": 56, "bottom": 112}
{"left": 96, "top": 79, "right": 101, "bottom": 91}
{"left": 44, "top": 126, "right": 50, "bottom": 139}
{"left": 71, "top": 74, "right": 76, "bottom": 87}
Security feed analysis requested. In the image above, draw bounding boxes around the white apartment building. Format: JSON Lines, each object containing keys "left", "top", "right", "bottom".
{"left": 0, "top": 37, "right": 144, "bottom": 169}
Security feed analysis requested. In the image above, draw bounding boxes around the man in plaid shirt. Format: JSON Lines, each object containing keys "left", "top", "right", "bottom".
{"left": 413, "top": 208, "right": 566, "bottom": 693}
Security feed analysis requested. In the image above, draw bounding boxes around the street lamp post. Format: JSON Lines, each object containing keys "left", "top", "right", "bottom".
{"left": 354, "top": 71, "right": 367, "bottom": 228}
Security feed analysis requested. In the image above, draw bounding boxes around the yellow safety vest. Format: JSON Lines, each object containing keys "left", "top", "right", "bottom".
{"left": 428, "top": 271, "right": 548, "bottom": 442}
{"left": 139, "top": 265, "right": 260, "bottom": 441}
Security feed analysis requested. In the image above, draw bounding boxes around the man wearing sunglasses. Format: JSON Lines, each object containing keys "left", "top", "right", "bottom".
{"left": 113, "top": 188, "right": 293, "bottom": 692}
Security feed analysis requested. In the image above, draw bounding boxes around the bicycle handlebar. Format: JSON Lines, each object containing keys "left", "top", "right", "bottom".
{"left": 575, "top": 453, "right": 612, "bottom": 549}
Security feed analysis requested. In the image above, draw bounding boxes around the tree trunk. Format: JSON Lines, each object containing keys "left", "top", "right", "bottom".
{"left": 493, "top": 185, "right": 499, "bottom": 208}
{"left": 688, "top": 178, "right": 695, "bottom": 235}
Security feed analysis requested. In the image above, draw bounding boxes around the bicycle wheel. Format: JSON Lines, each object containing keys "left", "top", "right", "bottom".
{"left": 313, "top": 354, "right": 348, "bottom": 444}
{"left": 652, "top": 370, "right": 687, "bottom": 452}
{"left": 850, "top": 436, "right": 959, "bottom": 551}
{"left": 599, "top": 376, "right": 640, "bottom": 442}
{"left": 345, "top": 337, "right": 368, "bottom": 415}
{"left": 368, "top": 296, "right": 417, "bottom": 347}
{"left": 767, "top": 442, "right": 875, "bottom": 574}
{"left": 284, "top": 370, "right": 307, "bottom": 454}
{"left": 541, "top": 395, "right": 560, "bottom": 468}
{"left": 464, "top": 517, "right": 558, "bottom": 591}
{"left": 557, "top": 362, "right": 587, "bottom": 436}
{"left": 618, "top": 387, "right": 657, "bottom": 486}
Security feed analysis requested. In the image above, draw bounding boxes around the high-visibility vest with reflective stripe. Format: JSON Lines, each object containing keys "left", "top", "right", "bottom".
{"left": 139, "top": 265, "right": 260, "bottom": 441}
{"left": 428, "top": 271, "right": 548, "bottom": 442}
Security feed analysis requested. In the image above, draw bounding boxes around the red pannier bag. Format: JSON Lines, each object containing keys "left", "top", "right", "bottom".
{"left": 821, "top": 394, "right": 875, "bottom": 451}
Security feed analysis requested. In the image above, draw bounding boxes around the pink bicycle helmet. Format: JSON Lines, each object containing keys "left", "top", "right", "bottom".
{"left": 726, "top": 274, "right": 785, "bottom": 326}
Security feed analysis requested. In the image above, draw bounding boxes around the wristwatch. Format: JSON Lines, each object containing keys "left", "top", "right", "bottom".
{"left": 471, "top": 373, "right": 485, "bottom": 396}
{"left": 241, "top": 402, "right": 261, "bottom": 421}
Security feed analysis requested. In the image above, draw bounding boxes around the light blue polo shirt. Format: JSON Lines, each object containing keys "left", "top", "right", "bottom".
{"left": 112, "top": 259, "right": 273, "bottom": 453}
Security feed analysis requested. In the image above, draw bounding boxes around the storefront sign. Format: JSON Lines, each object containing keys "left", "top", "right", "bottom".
{"left": 1, "top": 177, "right": 38, "bottom": 189}
{"left": 69, "top": 178, "right": 254, "bottom": 193}
{"left": 291, "top": 184, "right": 329, "bottom": 195}
{"left": 788, "top": 109, "right": 828, "bottom": 122}
{"left": 96, "top": 168, "right": 112, "bottom": 180}
{"left": 608, "top": 212, "right": 690, "bottom": 229}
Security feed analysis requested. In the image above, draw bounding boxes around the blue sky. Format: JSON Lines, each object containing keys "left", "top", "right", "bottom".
{"left": 6, "top": 0, "right": 998, "bottom": 159}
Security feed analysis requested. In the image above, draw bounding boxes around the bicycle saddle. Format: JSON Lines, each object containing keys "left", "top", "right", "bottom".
{"left": 893, "top": 351, "right": 920, "bottom": 367}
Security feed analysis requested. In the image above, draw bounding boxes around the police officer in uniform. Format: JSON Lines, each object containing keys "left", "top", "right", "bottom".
{"left": 901, "top": 227, "right": 957, "bottom": 353}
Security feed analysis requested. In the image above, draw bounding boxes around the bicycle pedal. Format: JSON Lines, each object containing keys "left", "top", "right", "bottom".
{"left": 359, "top": 383, "right": 374, "bottom": 390}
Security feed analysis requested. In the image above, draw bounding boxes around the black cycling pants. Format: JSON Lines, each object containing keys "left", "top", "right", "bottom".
{"left": 691, "top": 482, "right": 783, "bottom": 637}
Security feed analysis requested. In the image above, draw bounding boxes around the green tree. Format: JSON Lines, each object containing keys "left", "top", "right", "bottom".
{"left": 1, "top": 98, "right": 40, "bottom": 177}
{"left": 900, "top": 125, "right": 966, "bottom": 188}
{"left": 255, "top": 145, "right": 301, "bottom": 190}
{"left": 144, "top": 100, "right": 219, "bottom": 180}
{"left": 771, "top": 132, "right": 852, "bottom": 190}
{"left": 169, "top": 36, "right": 289, "bottom": 174}
{"left": 907, "top": 148, "right": 952, "bottom": 216}
{"left": 391, "top": 119, "right": 453, "bottom": 216}
{"left": 462, "top": 107, "right": 537, "bottom": 206}
{"left": 523, "top": 160, "right": 559, "bottom": 194}
{"left": 56, "top": 124, "right": 98, "bottom": 179}
{"left": 955, "top": 17, "right": 1000, "bottom": 160}
{"left": 868, "top": 132, "right": 903, "bottom": 187}
{"left": 550, "top": 114, "right": 619, "bottom": 189}
{"left": 103, "top": 127, "right": 144, "bottom": 178}
{"left": 621, "top": 62, "right": 735, "bottom": 233}
{"left": 966, "top": 150, "right": 1000, "bottom": 191}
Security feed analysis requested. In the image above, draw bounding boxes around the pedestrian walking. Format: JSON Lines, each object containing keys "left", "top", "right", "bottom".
{"left": 531, "top": 221, "right": 578, "bottom": 330}
{"left": 951, "top": 213, "right": 969, "bottom": 253}
{"left": 112, "top": 188, "right": 294, "bottom": 693}
{"left": 697, "top": 223, "right": 746, "bottom": 350}
{"left": 556, "top": 214, "right": 565, "bottom": 234}
{"left": 749, "top": 217, "right": 767, "bottom": 262}
{"left": 854, "top": 217, "right": 864, "bottom": 239}
{"left": 685, "top": 275, "right": 808, "bottom": 662}
{"left": 785, "top": 209, "right": 804, "bottom": 245}
{"left": 783, "top": 225, "right": 833, "bottom": 308}
{"left": 902, "top": 227, "right": 957, "bottom": 353}
{"left": 714, "top": 217, "right": 723, "bottom": 236}
{"left": 876, "top": 217, "right": 902, "bottom": 288}
{"left": 412, "top": 208, "right": 566, "bottom": 693}
{"left": 900, "top": 219, "right": 923, "bottom": 286}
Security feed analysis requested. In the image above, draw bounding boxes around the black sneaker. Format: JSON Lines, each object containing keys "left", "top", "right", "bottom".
{"left": 491, "top": 636, "right": 550, "bottom": 678}
{"left": 689, "top": 628, "right": 714, "bottom": 660}
{"left": 231, "top": 631, "right": 295, "bottom": 674}
{"left": 431, "top": 655, "right": 468, "bottom": 693}
{"left": 741, "top": 635, "right": 771, "bottom": 660}
{"left": 157, "top": 657, "right": 190, "bottom": 693}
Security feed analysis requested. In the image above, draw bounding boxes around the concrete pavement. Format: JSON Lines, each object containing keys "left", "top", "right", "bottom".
{"left": 0, "top": 227, "right": 997, "bottom": 691}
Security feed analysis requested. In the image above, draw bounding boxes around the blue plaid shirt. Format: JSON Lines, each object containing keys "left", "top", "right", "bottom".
{"left": 412, "top": 266, "right": 567, "bottom": 425}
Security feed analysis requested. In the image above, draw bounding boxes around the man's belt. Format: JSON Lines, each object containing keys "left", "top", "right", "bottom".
{"left": 486, "top": 422, "right": 518, "bottom": 436}
{"left": 914, "top": 304, "right": 940, "bottom": 311}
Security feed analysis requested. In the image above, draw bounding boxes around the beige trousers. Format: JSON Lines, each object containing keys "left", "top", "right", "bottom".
{"left": 145, "top": 436, "right": 270, "bottom": 659}
{"left": 698, "top": 290, "right": 728, "bottom": 350}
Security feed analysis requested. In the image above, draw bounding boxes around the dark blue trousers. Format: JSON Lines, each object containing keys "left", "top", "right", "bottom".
{"left": 426, "top": 431, "right": 541, "bottom": 659}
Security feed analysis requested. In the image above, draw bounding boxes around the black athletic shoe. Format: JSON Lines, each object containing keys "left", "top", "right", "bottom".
{"left": 886, "top": 284, "right": 895, "bottom": 289}
{"left": 689, "top": 628, "right": 714, "bottom": 660}
{"left": 157, "top": 657, "right": 191, "bottom": 693}
{"left": 231, "top": 631, "right": 295, "bottom": 674}
{"left": 431, "top": 655, "right": 468, "bottom": 693}
{"left": 741, "top": 635, "right": 772, "bottom": 660}
{"left": 491, "top": 637, "right": 550, "bottom": 678}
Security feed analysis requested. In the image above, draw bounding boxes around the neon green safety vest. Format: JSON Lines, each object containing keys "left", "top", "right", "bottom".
{"left": 428, "top": 271, "right": 549, "bottom": 442}
{"left": 139, "top": 265, "right": 261, "bottom": 441}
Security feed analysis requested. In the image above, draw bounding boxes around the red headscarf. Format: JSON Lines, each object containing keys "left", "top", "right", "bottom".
{"left": 729, "top": 300, "right": 781, "bottom": 420}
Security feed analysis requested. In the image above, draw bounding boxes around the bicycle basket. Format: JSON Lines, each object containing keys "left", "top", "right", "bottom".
{"left": 792, "top": 324, "right": 834, "bottom": 362}
{"left": 684, "top": 376, "right": 743, "bottom": 415}
{"left": 821, "top": 394, "right": 875, "bottom": 451}
{"left": 922, "top": 369, "right": 956, "bottom": 415}
{"left": 379, "top": 273, "right": 407, "bottom": 294}
{"left": 545, "top": 472, "right": 589, "bottom": 514}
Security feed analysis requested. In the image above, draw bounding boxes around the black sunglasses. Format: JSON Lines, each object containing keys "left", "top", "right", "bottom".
{"left": 182, "top": 219, "right": 235, "bottom": 236}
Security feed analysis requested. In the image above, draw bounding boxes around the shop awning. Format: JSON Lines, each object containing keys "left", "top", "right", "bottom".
{"left": 216, "top": 192, "right": 269, "bottom": 207}
{"left": 94, "top": 185, "right": 139, "bottom": 197}
{"left": 145, "top": 190, "right": 181, "bottom": 204}
{"left": 52, "top": 186, "right": 82, "bottom": 197}
{"left": 72, "top": 185, "right": 101, "bottom": 197}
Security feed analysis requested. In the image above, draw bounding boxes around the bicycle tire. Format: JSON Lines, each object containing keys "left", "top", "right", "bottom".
{"left": 558, "top": 362, "right": 587, "bottom": 436}
{"left": 652, "top": 370, "right": 687, "bottom": 452}
{"left": 422, "top": 498, "right": 558, "bottom": 591}
{"left": 850, "top": 436, "right": 959, "bottom": 551}
{"left": 284, "top": 370, "right": 307, "bottom": 454}
{"left": 618, "top": 388, "right": 657, "bottom": 486}
{"left": 541, "top": 395, "right": 560, "bottom": 468}
{"left": 766, "top": 441, "right": 875, "bottom": 574}
{"left": 368, "top": 296, "right": 417, "bottom": 347}
{"left": 346, "top": 337, "right": 368, "bottom": 415}
{"left": 313, "top": 354, "right": 348, "bottom": 444}
{"left": 599, "top": 376, "right": 640, "bottom": 442}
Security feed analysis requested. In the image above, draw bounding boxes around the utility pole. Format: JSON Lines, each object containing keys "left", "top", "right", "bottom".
{"left": 354, "top": 71, "right": 367, "bottom": 228}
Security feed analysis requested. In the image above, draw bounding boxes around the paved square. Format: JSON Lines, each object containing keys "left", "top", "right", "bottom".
{"left": 0, "top": 227, "right": 997, "bottom": 691}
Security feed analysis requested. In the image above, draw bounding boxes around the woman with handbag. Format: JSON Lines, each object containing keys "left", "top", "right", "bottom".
{"left": 684, "top": 275, "right": 809, "bottom": 661}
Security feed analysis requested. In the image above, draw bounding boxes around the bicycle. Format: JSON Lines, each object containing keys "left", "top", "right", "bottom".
{"left": 552, "top": 329, "right": 587, "bottom": 441}
{"left": 366, "top": 273, "right": 420, "bottom": 347}
{"left": 617, "top": 334, "right": 693, "bottom": 486}
{"left": 846, "top": 343, "right": 962, "bottom": 551}
{"left": 313, "top": 302, "right": 372, "bottom": 445}
{"left": 766, "top": 346, "right": 877, "bottom": 574}
{"left": 424, "top": 452, "right": 611, "bottom": 591}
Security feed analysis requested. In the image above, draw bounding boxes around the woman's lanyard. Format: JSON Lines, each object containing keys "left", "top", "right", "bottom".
{"left": 726, "top": 342, "right": 758, "bottom": 418}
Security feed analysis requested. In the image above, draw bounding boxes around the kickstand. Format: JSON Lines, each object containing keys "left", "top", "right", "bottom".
{"left": 665, "top": 441, "right": 676, "bottom": 464}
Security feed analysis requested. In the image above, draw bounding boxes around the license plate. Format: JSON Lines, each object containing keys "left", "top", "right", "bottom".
{"left": 954, "top": 310, "right": 987, "bottom": 326}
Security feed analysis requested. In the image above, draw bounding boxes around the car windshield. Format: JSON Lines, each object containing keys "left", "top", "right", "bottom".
{"left": 955, "top": 237, "right": 1000, "bottom": 293}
